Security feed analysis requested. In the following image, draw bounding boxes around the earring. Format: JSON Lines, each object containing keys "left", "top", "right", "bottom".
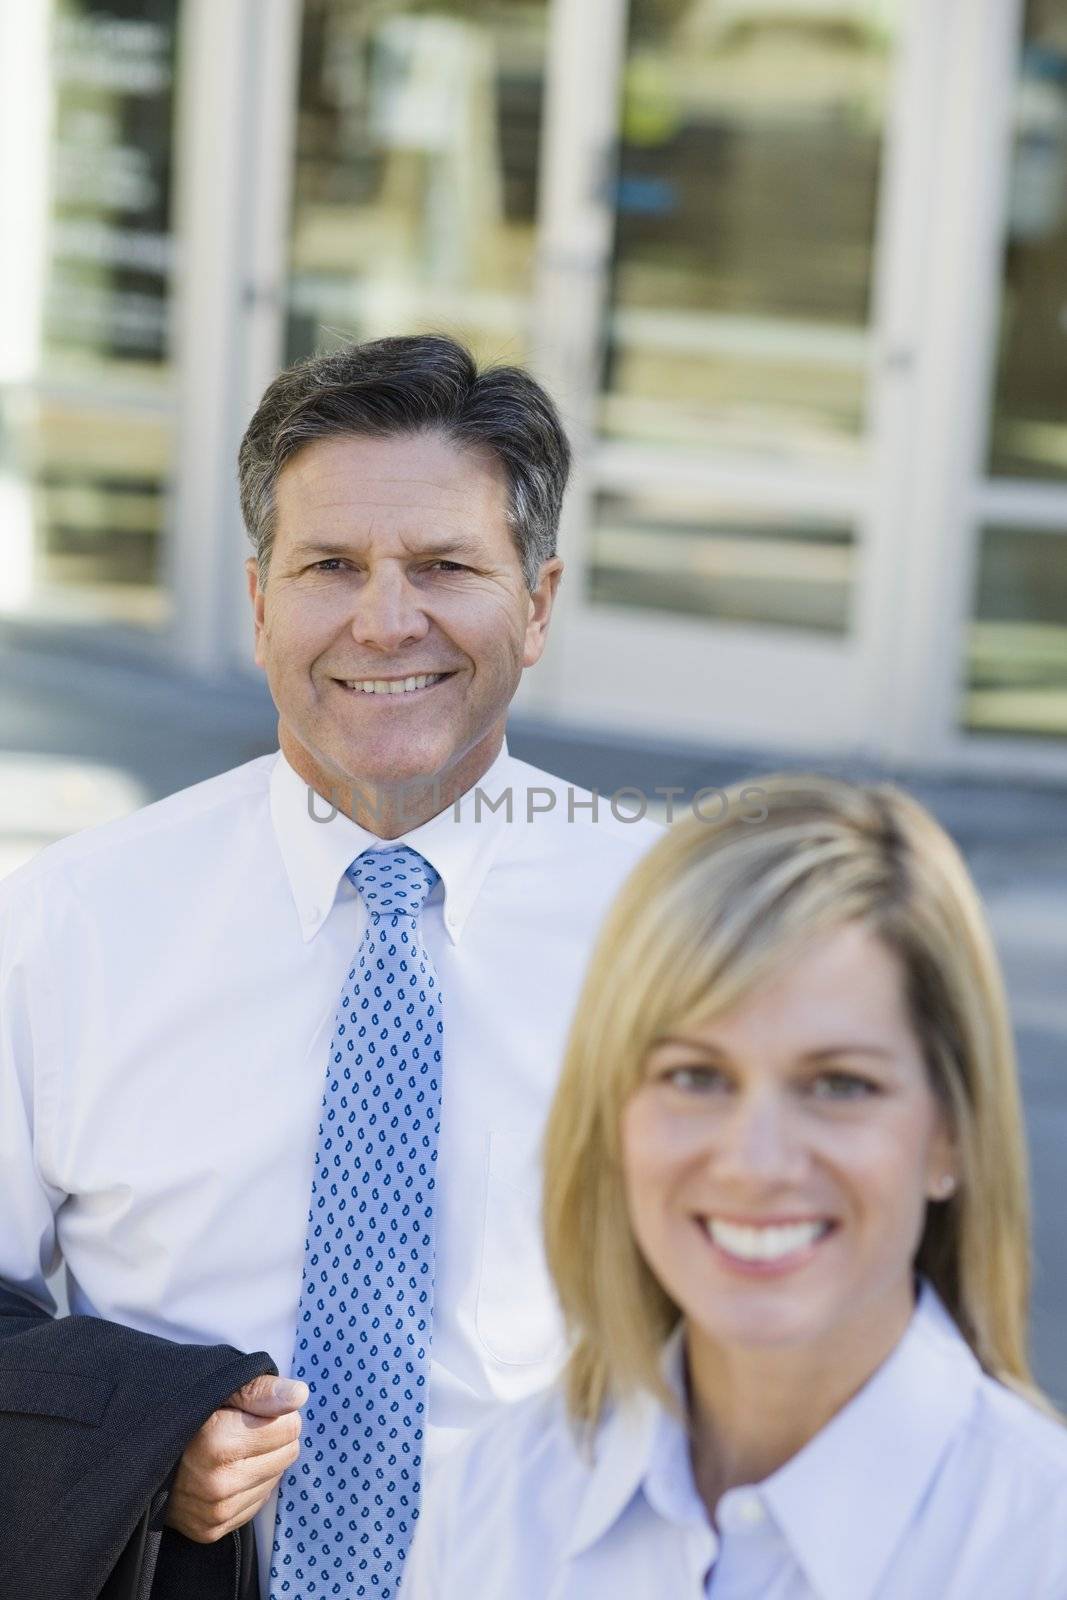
{"left": 932, "top": 1173, "right": 956, "bottom": 1200}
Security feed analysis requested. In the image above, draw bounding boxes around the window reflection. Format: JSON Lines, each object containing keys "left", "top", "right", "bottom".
{"left": 287, "top": 0, "right": 548, "bottom": 365}
{"left": 0, "top": 0, "right": 177, "bottom": 628}
{"left": 601, "top": 0, "right": 897, "bottom": 459}
{"left": 589, "top": 490, "right": 854, "bottom": 633}
{"left": 964, "top": 526, "right": 1067, "bottom": 737}
{"left": 989, "top": 0, "right": 1067, "bottom": 481}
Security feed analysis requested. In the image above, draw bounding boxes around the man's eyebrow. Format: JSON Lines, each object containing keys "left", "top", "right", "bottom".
{"left": 288, "top": 537, "right": 483, "bottom": 561}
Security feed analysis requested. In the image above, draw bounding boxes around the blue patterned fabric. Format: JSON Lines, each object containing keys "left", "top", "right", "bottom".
{"left": 269, "top": 846, "right": 443, "bottom": 1598}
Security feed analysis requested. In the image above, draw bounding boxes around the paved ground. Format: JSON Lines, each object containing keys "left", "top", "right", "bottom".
{"left": 2, "top": 640, "right": 1065, "bottom": 1405}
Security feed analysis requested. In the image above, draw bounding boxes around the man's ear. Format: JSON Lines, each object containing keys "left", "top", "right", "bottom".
{"left": 523, "top": 558, "right": 564, "bottom": 668}
{"left": 246, "top": 557, "right": 267, "bottom": 666}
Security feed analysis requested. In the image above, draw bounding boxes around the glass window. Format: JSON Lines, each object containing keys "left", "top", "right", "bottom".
{"left": 589, "top": 490, "right": 854, "bottom": 633}
{"left": 988, "top": 0, "right": 1067, "bottom": 482}
{"left": 599, "top": 0, "right": 898, "bottom": 462}
{"left": 963, "top": 525, "right": 1067, "bottom": 737}
{"left": 286, "top": 0, "right": 549, "bottom": 366}
{"left": 0, "top": 0, "right": 179, "bottom": 628}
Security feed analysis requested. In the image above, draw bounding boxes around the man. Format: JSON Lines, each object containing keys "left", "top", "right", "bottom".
{"left": 0, "top": 335, "right": 660, "bottom": 1598}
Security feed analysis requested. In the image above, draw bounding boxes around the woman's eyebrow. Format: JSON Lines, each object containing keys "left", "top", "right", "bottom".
{"left": 653, "top": 1038, "right": 896, "bottom": 1061}
{"left": 800, "top": 1045, "right": 896, "bottom": 1062}
{"left": 654, "top": 1035, "right": 729, "bottom": 1055}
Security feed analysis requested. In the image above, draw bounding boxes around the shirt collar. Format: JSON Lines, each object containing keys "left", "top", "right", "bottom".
{"left": 566, "top": 1283, "right": 981, "bottom": 1598}
{"left": 759, "top": 1281, "right": 981, "bottom": 1600}
{"left": 565, "top": 1322, "right": 689, "bottom": 1558}
{"left": 269, "top": 739, "right": 516, "bottom": 945}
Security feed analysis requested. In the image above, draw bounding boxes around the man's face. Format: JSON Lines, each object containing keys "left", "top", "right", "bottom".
{"left": 246, "top": 430, "right": 562, "bottom": 806}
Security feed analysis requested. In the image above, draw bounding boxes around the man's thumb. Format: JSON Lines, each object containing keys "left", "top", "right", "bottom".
{"left": 228, "top": 1375, "right": 309, "bottom": 1415}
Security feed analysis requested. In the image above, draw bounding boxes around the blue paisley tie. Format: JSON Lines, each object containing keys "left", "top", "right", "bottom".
{"left": 269, "top": 846, "right": 443, "bottom": 1598}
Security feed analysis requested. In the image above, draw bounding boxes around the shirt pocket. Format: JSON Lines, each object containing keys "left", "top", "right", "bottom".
{"left": 474, "top": 1128, "right": 566, "bottom": 1367}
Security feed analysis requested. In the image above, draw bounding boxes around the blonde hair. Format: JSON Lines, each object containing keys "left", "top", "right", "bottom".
{"left": 543, "top": 773, "right": 1050, "bottom": 1429}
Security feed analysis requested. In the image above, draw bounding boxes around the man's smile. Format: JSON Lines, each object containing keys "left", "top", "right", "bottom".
{"left": 331, "top": 671, "right": 458, "bottom": 697}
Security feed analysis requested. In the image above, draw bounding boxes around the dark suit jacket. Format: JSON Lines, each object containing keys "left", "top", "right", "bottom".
{"left": 0, "top": 1284, "right": 277, "bottom": 1600}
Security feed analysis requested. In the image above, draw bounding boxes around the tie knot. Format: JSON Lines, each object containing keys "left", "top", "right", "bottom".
{"left": 347, "top": 845, "right": 440, "bottom": 919}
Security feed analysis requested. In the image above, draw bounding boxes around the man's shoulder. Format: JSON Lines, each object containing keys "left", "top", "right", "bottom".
{"left": 497, "top": 754, "right": 664, "bottom": 859}
{"left": 0, "top": 753, "right": 277, "bottom": 911}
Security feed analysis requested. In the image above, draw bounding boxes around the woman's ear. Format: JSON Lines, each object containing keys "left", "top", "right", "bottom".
{"left": 925, "top": 1112, "right": 958, "bottom": 1201}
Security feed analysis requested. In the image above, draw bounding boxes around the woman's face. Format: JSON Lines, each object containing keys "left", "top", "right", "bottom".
{"left": 620, "top": 921, "right": 956, "bottom": 1356}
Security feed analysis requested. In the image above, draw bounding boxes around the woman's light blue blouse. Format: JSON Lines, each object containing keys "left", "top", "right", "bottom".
{"left": 402, "top": 1282, "right": 1067, "bottom": 1599}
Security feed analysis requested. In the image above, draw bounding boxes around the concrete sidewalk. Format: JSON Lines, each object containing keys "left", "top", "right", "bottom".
{"left": 2, "top": 641, "right": 1066, "bottom": 1405}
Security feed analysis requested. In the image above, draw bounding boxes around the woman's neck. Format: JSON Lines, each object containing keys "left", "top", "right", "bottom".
{"left": 684, "top": 1285, "right": 915, "bottom": 1520}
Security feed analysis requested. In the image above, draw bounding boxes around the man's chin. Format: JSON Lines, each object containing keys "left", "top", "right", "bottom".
{"left": 334, "top": 745, "right": 446, "bottom": 784}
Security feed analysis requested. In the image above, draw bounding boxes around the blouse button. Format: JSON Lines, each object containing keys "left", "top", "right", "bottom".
{"left": 737, "top": 1495, "right": 764, "bottom": 1526}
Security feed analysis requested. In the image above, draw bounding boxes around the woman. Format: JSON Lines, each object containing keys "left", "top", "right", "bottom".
{"left": 402, "top": 775, "right": 1067, "bottom": 1598}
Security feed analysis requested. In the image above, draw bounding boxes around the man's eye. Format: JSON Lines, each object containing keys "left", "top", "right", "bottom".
{"left": 430, "top": 560, "right": 470, "bottom": 573}
{"left": 810, "top": 1072, "right": 880, "bottom": 1101}
{"left": 312, "top": 559, "right": 346, "bottom": 572}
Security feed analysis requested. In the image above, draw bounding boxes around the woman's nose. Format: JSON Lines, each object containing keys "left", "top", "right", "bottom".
{"left": 348, "top": 567, "right": 430, "bottom": 652}
{"left": 710, "top": 1091, "right": 807, "bottom": 1183}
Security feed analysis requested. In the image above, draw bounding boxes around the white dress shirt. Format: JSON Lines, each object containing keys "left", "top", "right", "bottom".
{"left": 0, "top": 740, "right": 660, "bottom": 1595}
{"left": 402, "top": 1281, "right": 1067, "bottom": 1599}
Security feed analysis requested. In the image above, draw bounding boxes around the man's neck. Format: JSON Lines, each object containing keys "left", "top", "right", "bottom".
{"left": 342, "top": 775, "right": 474, "bottom": 838}
{"left": 280, "top": 727, "right": 506, "bottom": 838}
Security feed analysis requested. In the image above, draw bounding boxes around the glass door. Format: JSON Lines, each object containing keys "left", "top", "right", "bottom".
{"left": 523, "top": 0, "right": 941, "bottom": 757}
{"left": 282, "top": 0, "right": 552, "bottom": 369}
{"left": 962, "top": 0, "right": 1067, "bottom": 748}
{"left": 0, "top": 0, "right": 180, "bottom": 634}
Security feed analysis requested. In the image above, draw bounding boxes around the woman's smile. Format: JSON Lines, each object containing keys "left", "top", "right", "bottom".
{"left": 694, "top": 1214, "right": 840, "bottom": 1276}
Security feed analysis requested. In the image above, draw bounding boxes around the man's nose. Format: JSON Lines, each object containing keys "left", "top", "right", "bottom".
{"left": 348, "top": 566, "right": 430, "bottom": 653}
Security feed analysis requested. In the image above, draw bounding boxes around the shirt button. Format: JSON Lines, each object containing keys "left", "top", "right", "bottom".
{"left": 305, "top": 905, "right": 320, "bottom": 926}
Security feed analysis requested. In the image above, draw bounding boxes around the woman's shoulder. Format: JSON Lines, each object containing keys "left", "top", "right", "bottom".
{"left": 963, "top": 1370, "right": 1067, "bottom": 1488}
{"left": 936, "top": 1362, "right": 1067, "bottom": 1554}
{"left": 914, "top": 1285, "right": 1067, "bottom": 1501}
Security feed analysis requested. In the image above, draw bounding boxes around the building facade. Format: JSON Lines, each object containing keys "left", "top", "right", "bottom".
{"left": 2, "top": 0, "right": 1067, "bottom": 776}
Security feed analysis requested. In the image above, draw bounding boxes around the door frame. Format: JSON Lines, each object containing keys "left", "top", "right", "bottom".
{"left": 517, "top": 0, "right": 959, "bottom": 761}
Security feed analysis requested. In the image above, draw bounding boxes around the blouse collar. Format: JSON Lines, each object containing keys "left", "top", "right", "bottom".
{"left": 567, "top": 1282, "right": 981, "bottom": 1600}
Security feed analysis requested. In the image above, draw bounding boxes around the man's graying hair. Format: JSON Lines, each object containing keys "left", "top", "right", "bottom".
{"left": 238, "top": 334, "right": 572, "bottom": 592}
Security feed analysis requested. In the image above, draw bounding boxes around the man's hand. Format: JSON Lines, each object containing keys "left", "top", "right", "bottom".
{"left": 164, "top": 1374, "right": 309, "bottom": 1544}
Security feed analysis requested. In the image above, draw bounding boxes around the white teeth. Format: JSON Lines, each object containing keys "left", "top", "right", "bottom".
{"left": 342, "top": 674, "right": 443, "bottom": 695}
{"left": 705, "top": 1218, "right": 830, "bottom": 1262}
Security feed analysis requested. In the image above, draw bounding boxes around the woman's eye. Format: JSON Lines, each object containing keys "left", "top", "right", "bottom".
{"left": 810, "top": 1072, "right": 880, "bottom": 1101}
{"left": 661, "top": 1065, "right": 729, "bottom": 1093}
